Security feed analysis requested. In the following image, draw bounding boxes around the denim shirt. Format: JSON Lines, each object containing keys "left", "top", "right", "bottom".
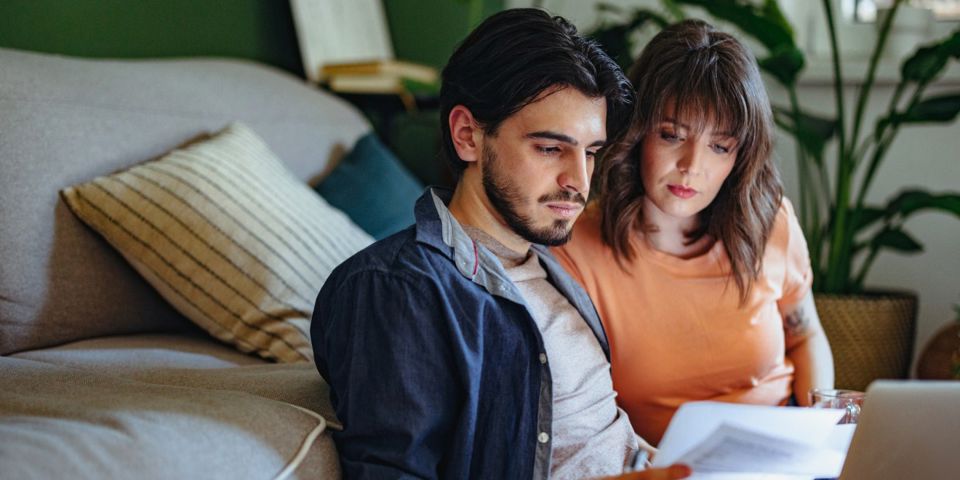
{"left": 312, "top": 188, "right": 610, "bottom": 480}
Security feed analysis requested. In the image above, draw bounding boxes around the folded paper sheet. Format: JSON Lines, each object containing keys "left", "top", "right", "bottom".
{"left": 653, "top": 402, "right": 850, "bottom": 479}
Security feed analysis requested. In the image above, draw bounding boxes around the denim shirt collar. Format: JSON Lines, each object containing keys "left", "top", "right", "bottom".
{"left": 415, "top": 187, "right": 524, "bottom": 304}
{"left": 414, "top": 187, "right": 610, "bottom": 358}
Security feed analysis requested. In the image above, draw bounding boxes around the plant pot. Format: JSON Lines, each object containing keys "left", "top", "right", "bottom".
{"left": 814, "top": 291, "right": 918, "bottom": 391}
{"left": 916, "top": 322, "right": 960, "bottom": 380}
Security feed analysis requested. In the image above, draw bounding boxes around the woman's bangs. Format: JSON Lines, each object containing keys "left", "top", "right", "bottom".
{"left": 649, "top": 73, "right": 751, "bottom": 147}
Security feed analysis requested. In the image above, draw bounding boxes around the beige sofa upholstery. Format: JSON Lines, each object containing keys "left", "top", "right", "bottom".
{"left": 0, "top": 47, "right": 369, "bottom": 479}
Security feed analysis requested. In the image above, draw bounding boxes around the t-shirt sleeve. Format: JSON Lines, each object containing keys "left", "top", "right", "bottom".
{"left": 777, "top": 197, "right": 814, "bottom": 314}
{"left": 551, "top": 243, "right": 588, "bottom": 289}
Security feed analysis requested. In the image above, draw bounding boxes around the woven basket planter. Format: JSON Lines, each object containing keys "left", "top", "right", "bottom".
{"left": 815, "top": 291, "right": 918, "bottom": 391}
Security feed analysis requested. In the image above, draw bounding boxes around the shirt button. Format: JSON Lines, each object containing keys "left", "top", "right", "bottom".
{"left": 539, "top": 353, "right": 547, "bottom": 364}
{"left": 538, "top": 432, "right": 550, "bottom": 444}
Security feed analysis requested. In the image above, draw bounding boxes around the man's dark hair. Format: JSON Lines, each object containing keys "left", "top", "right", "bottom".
{"left": 439, "top": 8, "right": 634, "bottom": 177}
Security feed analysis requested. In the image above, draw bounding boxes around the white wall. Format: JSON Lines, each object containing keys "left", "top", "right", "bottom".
{"left": 511, "top": 0, "right": 960, "bottom": 371}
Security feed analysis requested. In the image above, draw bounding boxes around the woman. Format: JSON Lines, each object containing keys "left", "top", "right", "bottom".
{"left": 553, "top": 19, "right": 834, "bottom": 445}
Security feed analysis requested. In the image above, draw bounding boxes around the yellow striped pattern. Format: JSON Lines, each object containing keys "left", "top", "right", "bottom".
{"left": 61, "top": 123, "right": 373, "bottom": 363}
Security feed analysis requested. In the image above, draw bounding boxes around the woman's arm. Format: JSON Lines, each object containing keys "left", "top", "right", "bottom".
{"left": 783, "top": 290, "right": 835, "bottom": 406}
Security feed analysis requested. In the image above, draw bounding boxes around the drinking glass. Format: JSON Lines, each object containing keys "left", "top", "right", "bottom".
{"left": 809, "top": 388, "right": 865, "bottom": 424}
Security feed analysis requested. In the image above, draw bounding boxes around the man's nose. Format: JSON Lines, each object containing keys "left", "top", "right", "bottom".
{"left": 559, "top": 151, "right": 591, "bottom": 195}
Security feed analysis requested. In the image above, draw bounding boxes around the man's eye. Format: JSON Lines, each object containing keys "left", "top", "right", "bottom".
{"left": 536, "top": 146, "right": 562, "bottom": 155}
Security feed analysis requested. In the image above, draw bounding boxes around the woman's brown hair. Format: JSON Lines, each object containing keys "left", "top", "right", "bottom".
{"left": 598, "top": 19, "right": 783, "bottom": 304}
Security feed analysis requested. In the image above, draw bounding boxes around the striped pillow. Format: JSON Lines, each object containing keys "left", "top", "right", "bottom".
{"left": 61, "top": 123, "right": 373, "bottom": 363}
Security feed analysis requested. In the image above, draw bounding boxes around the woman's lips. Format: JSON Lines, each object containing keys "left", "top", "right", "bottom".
{"left": 667, "top": 184, "right": 698, "bottom": 199}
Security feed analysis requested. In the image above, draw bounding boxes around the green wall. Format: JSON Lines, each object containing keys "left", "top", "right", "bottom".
{"left": 0, "top": 0, "right": 303, "bottom": 74}
{"left": 0, "top": 0, "right": 505, "bottom": 77}
{"left": 0, "top": 0, "right": 505, "bottom": 187}
{"left": 384, "top": 0, "right": 504, "bottom": 70}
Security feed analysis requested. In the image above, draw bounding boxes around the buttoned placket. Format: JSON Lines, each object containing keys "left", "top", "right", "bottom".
{"left": 431, "top": 190, "right": 555, "bottom": 479}
{"left": 487, "top": 272, "right": 554, "bottom": 480}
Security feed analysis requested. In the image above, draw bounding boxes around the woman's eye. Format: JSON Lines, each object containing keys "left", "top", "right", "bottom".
{"left": 712, "top": 143, "right": 736, "bottom": 155}
{"left": 659, "top": 131, "right": 680, "bottom": 142}
{"left": 711, "top": 144, "right": 730, "bottom": 154}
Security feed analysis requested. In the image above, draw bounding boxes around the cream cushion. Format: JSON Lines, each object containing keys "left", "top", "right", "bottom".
{"left": 61, "top": 123, "right": 373, "bottom": 363}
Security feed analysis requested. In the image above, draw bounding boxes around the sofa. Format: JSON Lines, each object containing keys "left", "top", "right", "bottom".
{"left": 0, "top": 47, "right": 384, "bottom": 479}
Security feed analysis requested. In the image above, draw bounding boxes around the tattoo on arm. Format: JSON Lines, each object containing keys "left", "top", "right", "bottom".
{"left": 784, "top": 304, "right": 811, "bottom": 338}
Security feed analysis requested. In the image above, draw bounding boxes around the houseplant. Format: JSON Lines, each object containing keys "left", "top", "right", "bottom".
{"left": 589, "top": 0, "right": 960, "bottom": 389}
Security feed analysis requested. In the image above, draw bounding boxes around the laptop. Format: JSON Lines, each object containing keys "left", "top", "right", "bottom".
{"left": 838, "top": 380, "right": 960, "bottom": 479}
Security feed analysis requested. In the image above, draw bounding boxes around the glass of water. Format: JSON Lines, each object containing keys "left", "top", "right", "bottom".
{"left": 809, "top": 388, "right": 865, "bottom": 424}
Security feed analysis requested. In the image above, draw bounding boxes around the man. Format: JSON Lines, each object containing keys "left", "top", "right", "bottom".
{"left": 311, "top": 8, "right": 691, "bottom": 480}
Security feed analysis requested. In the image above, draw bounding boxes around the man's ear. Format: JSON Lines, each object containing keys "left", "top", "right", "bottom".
{"left": 449, "top": 105, "right": 482, "bottom": 164}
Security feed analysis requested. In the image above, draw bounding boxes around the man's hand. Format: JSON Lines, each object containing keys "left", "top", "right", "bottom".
{"left": 601, "top": 464, "right": 693, "bottom": 479}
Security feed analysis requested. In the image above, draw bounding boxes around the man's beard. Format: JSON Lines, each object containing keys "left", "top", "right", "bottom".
{"left": 481, "top": 144, "right": 585, "bottom": 246}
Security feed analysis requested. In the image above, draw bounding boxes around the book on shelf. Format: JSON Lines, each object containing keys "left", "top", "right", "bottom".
{"left": 321, "top": 60, "right": 438, "bottom": 86}
{"left": 327, "top": 73, "right": 406, "bottom": 94}
{"left": 290, "top": 0, "right": 439, "bottom": 95}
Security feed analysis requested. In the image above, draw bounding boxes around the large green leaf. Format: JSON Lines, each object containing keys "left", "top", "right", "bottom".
{"left": 661, "top": 0, "right": 686, "bottom": 22}
{"left": 593, "top": 3, "right": 673, "bottom": 29}
{"left": 870, "top": 227, "right": 924, "bottom": 253}
{"left": 851, "top": 206, "right": 886, "bottom": 232}
{"left": 589, "top": 6, "right": 672, "bottom": 71}
{"left": 759, "top": 45, "right": 805, "bottom": 87}
{"left": 633, "top": 7, "right": 672, "bottom": 29}
{"left": 674, "top": 0, "right": 794, "bottom": 51}
{"left": 898, "top": 93, "right": 960, "bottom": 123}
{"left": 943, "top": 28, "right": 960, "bottom": 59}
{"left": 875, "top": 93, "right": 960, "bottom": 137}
{"left": 760, "top": 0, "right": 794, "bottom": 38}
{"left": 901, "top": 44, "right": 947, "bottom": 83}
{"left": 885, "top": 190, "right": 960, "bottom": 219}
{"left": 901, "top": 29, "right": 960, "bottom": 83}
{"left": 589, "top": 23, "right": 639, "bottom": 71}
{"left": 773, "top": 106, "right": 836, "bottom": 162}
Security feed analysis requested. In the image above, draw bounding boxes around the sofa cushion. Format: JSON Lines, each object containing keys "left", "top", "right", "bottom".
{"left": 10, "top": 333, "right": 267, "bottom": 371}
{"left": 61, "top": 123, "right": 373, "bottom": 363}
{"left": 314, "top": 133, "right": 423, "bottom": 240}
{"left": 0, "top": 356, "right": 340, "bottom": 479}
{"left": 8, "top": 334, "right": 340, "bottom": 427}
{"left": 0, "top": 47, "right": 370, "bottom": 354}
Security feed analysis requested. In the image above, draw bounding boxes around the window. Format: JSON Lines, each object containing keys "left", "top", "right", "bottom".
{"left": 848, "top": 0, "right": 960, "bottom": 22}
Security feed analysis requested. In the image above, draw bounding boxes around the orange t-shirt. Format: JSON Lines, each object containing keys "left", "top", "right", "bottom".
{"left": 552, "top": 198, "right": 813, "bottom": 445}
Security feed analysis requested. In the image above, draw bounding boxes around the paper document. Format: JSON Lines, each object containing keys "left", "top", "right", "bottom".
{"left": 652, "top": 402, "right": 848, "bottom": 479}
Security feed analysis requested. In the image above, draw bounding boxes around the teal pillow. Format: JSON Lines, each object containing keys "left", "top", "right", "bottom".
{"left": 315, "top": 133, "right": 423, "bottom": 240}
